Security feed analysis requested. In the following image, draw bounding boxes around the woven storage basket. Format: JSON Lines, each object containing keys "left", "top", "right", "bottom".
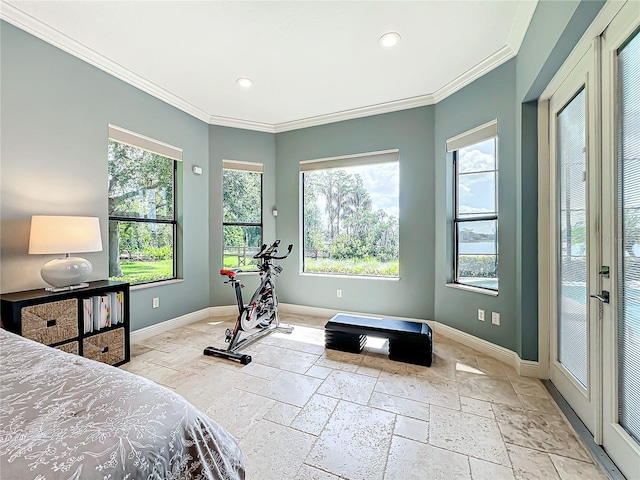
{"left": 55, "top": 341, "right": 79, "bottom": 355}
{"left": 83, "top": 328, "right": 125, "bottom": 365}
{"left": 21, "top": 299, "right": 78, "bottom": 345}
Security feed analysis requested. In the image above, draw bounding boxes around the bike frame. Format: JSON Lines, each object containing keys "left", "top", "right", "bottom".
{"left": 203, "top": 240, "right": 293, "bottom": 364}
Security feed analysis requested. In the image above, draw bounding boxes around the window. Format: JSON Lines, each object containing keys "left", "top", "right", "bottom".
{"left": 448, "top": 120, "right": 499, "bottom": 291}
{"left": 301, "top": 150, "right": 399, "bottom": 277}
{"left": 222, "top": 160, "right": 263, "bottom": 271}
{"left": 107, "top": 125, "right": 180, "bottom": 285}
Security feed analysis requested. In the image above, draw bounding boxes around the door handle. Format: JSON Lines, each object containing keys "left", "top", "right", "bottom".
{"left": 590, "top": 291, "right": 610, "bottom": 304}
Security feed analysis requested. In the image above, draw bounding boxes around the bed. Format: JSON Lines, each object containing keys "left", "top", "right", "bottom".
{"left": 0, "top": 329, "right": 245, "bottom": 480}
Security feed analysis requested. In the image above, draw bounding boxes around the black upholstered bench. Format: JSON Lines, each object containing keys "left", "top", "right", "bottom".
{"left": 324, "top": 314, "right": 433, "bottom": 366}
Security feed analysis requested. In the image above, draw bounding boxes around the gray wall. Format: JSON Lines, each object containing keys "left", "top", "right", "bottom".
{"left": 433, "top": 60, "right": 518, "bottom": 352}
{"left": 273, "top": 0, "right": 605, "bottom": 360}
{"left": 275, "top": 107, "right": 435, "bottom": 320}
{"left": 431, "top": 0, "right": 604, "bottom": 360}
{"left": 0, "top": 0, "right": 606, "bottom": 354}
{"left": 513, "top": 0, "right": 605, "bottom": 360}
{"left": 209, "top": 126, "right": 276, "bottom": 306}
{"left": 0, "top": 21, "right": 211, "bottom": 330}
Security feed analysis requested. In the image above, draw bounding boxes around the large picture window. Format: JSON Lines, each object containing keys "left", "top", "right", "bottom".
{"left": 448, "top": 121, "right": 499, "bottom": 291}
{"left": 108, "top": 125, "right": 180, "bottom": 285}
{"left": 223, "top": 160, "right": 263, "bottom": 271}
{"left": 301, "top": 150, "right": 399, "bottom": 277}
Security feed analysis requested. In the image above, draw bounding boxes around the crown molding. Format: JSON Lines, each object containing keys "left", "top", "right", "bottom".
{"left": 208, "top": 115, "right": 276, "bottom": 133}
{"left": 1, "top": 0, "right": 538, "bottom": 134}
{"left": 431, "top": 45, "right": 517, "bottom": 104}
{"left": 273, "top": 93, "right": 436, "bottom": 133}
{"left": 509, "top": 0, "right": 539, "bottom": 54}
{"left": 275, "top": 42, "right": 518, "bottom": 133}
{"left": 0, "top": 0, "right": 211, "bottom": 123}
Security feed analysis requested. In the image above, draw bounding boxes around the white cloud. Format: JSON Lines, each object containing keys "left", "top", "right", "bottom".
{"left": 459, "top": 148, "right": 494, "bottom": 173}
{"left": 347, "top": 163, "right": 399, "bottom": 217}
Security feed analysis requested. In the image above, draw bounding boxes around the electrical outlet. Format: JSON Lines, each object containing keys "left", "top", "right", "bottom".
{"left": 491, "top": 312, "right": 500, "bottom": 326}
{"left": 337, "top": 289, "right": 342, "bottom": 298}
{"left": 152, "top": 297, "right": 160, "bottom": 309}
{"left": 478, "top": 309, "right": 485, "bottom": 321}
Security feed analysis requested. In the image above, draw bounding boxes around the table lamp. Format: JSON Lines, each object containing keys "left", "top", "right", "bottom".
{"left": 28, "top": 215, "right": 103, "bottom": 292}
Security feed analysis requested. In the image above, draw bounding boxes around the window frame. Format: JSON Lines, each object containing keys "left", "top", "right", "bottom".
{"left": 107, "top": 125, "right": 181, "bottom": 286}
{"left": 448, "top": 121, "right": 499, "bottom": 292}
{"left": 222, "top": 160, "right": 264, "bottom": 270}
{"left": 300, "top": 149, "right": 400, "bottom": 278}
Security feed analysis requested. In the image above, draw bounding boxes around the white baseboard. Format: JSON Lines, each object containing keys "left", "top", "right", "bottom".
{"left": 279, "top": 303, "right": 431, "bottom": 325}
{"left": 518, "top": 360, "right": 541, "bottom": 378}
{"left": 130, "top": 306, "right": 237, "bottom": 343}
{"left": 280, "top": 303, "right": 539, "bottom": 377}
{"left": 132, "top": 303, "right": 539, "bottom": 377}
{"left": 433, "top": 322, "right": 539, "bottom": 377}
{"left": 130, "top": 308, "right": 211, "bottom": 343}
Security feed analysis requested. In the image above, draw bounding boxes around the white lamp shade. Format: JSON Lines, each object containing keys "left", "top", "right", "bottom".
{"left": 29, "top": 216, "right": 103, "bottom": 255}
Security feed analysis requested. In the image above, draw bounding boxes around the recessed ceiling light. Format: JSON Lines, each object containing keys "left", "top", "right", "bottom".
{"left": 237, "top": 78, "right": 253, "bottom": 88}
{"left": 379, "top": 32, "right": 401, "bottom": 48}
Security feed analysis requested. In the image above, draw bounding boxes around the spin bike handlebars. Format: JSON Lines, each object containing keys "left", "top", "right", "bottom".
{"left": 253, "top": 240, "right": 293, "bottom": 260}
{"left": 220, "top": 241, "right": 293, "bottom": 278}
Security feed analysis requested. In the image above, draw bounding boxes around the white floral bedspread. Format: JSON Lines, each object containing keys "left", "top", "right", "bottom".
{"left": 0, "top": 329, "right": 245, "bottom": 480}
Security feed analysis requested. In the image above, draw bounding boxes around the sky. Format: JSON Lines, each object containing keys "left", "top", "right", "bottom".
{"left": 344, "top": 162, "right": 399, "bottom": 219}
{"left": 458, "top": 138, "right": 497, "bottom": 219}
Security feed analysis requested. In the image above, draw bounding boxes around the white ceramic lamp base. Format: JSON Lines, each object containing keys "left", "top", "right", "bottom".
{"left": 41, "top": 256, "right": 93, "bottom": 291}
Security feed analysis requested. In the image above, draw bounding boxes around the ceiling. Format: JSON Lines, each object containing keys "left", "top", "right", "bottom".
{"left": 1, "top": 1, "right": 538, "bottom": 132}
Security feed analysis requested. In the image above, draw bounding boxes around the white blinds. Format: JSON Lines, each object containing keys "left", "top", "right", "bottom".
{"left": 300, "top": 149, "right": 399, "bottom": 172}
{"left": 222, "top": 159, "right": 264, "bottom": 173}
{"left": 108, "top": 124, "right": 183, "bottom": 161}
{"left": 617, "top": 28, "right": 640, "bottom": 445}
{"left": 446, "top": 119, "right": 498, "bottom": 152}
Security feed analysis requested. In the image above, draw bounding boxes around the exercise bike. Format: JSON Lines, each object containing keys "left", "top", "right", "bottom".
{"left": 203, "top": 240, "right": 294, "bottom": 364}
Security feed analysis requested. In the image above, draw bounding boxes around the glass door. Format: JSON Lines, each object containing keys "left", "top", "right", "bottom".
{"left": 548, "top": 44, "right": 600, "bottom": 435}
{"left": 601, "top": 2, "right": 640, "bottom": 476}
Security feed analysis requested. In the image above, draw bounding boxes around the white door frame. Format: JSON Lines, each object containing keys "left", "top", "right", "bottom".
{"left": 538, "top": 2, "right": 640, "bottom": 477}
{"left": 538, "top": 0, "right": 626, "bottom": 384}
{"left": 600, "top": 1, "right": 640, "bottom": 476}
{"left": 546, "top": 42, "right": 601, "bottom": 438}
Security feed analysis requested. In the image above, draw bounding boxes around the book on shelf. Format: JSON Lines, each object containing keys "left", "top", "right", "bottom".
{"left": 108, "top": 292, "right": 118, "bottom": 325}
{"left": 92, "top": 296, "right": 101, "bottom": 331}
{"left": 100, "top": 295, "right": 110, "bottom": 328}
{"left": 83, "top": 298, "right": 93, "bottom": 334}
{"left": 85, "top": 292, "right": 125, "bottom": 332}
{"left": 117, "top": 291, "right": 124, "bottom": 324}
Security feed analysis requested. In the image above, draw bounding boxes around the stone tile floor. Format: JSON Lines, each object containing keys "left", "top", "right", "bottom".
{"left": 122, "top": 313, "right": 607, "bottom": 480}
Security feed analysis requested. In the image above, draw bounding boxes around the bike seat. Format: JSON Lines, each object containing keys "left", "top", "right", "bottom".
{"left": 219, "top": 269, "right": 237, "bottom": 277}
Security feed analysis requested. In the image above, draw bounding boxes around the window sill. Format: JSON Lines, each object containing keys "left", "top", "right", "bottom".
{"left": 446, "top": 283, "right": 498, "bottom": 296}
{"left": 300, "top": 272, "right": 400, "bottom": 281}
{"left": 130, "top": 278, "right": 184, "bottom": 291}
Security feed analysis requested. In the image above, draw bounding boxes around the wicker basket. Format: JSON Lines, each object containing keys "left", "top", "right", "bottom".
{"left": 83, "top": 328, "right": 125, "bottom": 365}
{"left": 21, "top": 299, "right": 78, "bottom": 345}
{"left": 55, "top": 341, "right": 80, "bottom": 355}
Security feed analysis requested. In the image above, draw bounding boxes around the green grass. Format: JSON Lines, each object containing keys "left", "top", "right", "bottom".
{"left": 110, "top": 256, "right": 399, "bottom": 284}
{"left": 304, "top": 258, "right": 399, "bottom": 277}
{"left": 223, "top": 255, "right": 259, "bottom": 271}
{"left": 110, "top": 260, "right": 173, "bottom": 284}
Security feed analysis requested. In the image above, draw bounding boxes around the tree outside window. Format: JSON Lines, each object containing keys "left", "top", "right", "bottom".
{"left": 108, "top": 139, "right": 177, "bottom": 285}
{"left": 222, "top": 163, "right": 263, "bottom": 270}
{"left": 302, "top": 160, "right": 399, "bottom": 277}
